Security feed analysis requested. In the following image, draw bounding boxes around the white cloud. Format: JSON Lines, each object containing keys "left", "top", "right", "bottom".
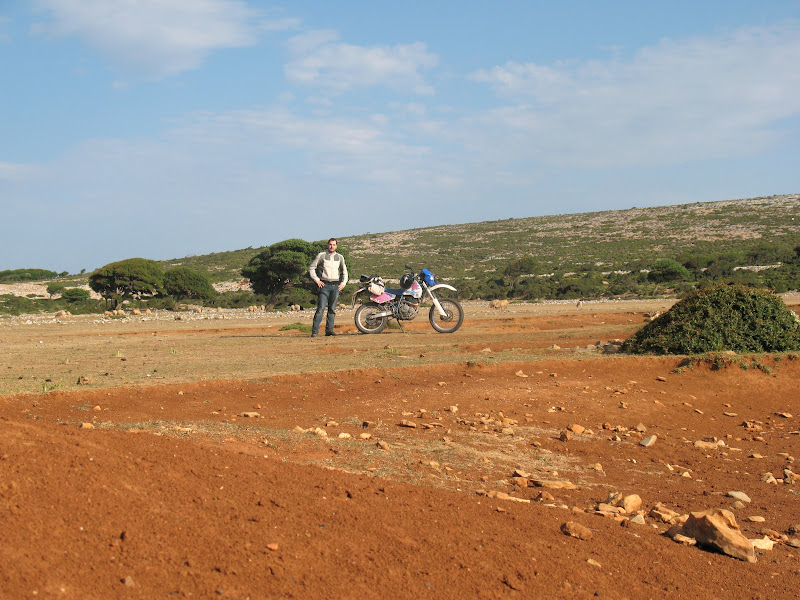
{"left": 469, "top": 22, "right": 800, "bottom": 167}
{"left": 30, "top": 0, "right": 297, "bottom": 79}
{"left": 0, "top": 162, "right": 35, "bottom": 181}
{"left": 286, "top": 30, "right": 438, "bottom": 95}
{"left": 0, "top": 16, "right": 11, "bottom": 43}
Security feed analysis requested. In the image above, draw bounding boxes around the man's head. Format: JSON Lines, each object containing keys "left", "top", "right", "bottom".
{"left": 327, "top": 238, "right": 338, "bottom": 252}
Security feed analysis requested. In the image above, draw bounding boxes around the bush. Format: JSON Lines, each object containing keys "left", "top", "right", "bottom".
{"left": 621, "top": 284, "right": 800, "bottom": 355}
{"left": 61, "top": 288, "right": 91, "bottom": 303}
{"left": 164, "top": 267, "right": 216, "bottom": 302}
{"left": 648, "top": 259, "right": 691, "bottom": 283}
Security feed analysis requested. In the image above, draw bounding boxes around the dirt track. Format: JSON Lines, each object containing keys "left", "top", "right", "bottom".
{"left": 2, "top": 301, "right": 800, "bottom": 599}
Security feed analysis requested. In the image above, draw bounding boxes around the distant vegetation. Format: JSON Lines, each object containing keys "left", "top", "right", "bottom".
{"left": 1, "top": 194, "right": 799, "bottom": 315}
{"left": 0, "top": 268, "right": 64, "bottom": 283}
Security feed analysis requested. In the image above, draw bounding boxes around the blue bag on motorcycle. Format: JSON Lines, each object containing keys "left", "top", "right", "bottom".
{"left": 421, "top": 269, "right": 435, "bottom": 286}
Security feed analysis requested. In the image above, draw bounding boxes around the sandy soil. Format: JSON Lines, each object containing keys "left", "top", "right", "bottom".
{"left": 2, "top": 302, "right": 800, "bottom": 599}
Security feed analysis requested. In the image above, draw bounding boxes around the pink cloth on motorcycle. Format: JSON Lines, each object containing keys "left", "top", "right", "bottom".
{"left": 371, "top": 282, "right": 422, "bottom": 303}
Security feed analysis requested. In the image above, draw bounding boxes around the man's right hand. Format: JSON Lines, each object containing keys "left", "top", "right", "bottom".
{"left": 316, "top": 280, "right": 324, "bottom": 288}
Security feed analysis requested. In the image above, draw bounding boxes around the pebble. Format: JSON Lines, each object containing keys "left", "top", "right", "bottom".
{"left": 727, "top": 491, "right": 751, "bottom": 503}
{"left": 561, "top": 521, "right": 593, "bottom": 540}
{"left": 640, "top": 435, "right": 658, "bottom": 447}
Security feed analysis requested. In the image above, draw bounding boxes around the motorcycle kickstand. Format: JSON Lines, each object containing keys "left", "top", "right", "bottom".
{"left": 397, "top": 320, "right": 407, "bottom": 334}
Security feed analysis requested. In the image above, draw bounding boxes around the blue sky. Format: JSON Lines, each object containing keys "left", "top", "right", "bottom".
{"left": 2, "top": 1, "right": 799, "bottom": 274}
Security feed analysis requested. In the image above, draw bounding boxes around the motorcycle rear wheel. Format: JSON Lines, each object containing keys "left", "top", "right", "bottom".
{"left": 355, "top": 303, "right": 388, "bottom": 334}
{"left": 429, "top": 298, "right": 464, "bottom": 333}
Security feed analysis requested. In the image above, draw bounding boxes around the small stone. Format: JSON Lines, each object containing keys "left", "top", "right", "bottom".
{"left": 640, "top": 435, "right": 657, "bottom": 447}
{"left": 751, "top": 536, "right": 774, "bottom": 551}
{"left": 649, "top": 503, "right": 681, "bottom": 523}
{"left": 337, "top": 432, "right": 351, "bottom": 439}
{"left": 266, "top": 543, "right": 279, "bottom": 551}
{"left": 746, "top": 516, "right": 766, "bottom": 523}
{"left": 122, "top": 576, "right": 136, "bottom": 587}
{"left": 727, "top": 491, "right": 751, "bottom": 503}
{"left": 80, "top": 422, "right": 94, "bottom": 430}
{"left": 559, "top": 430, "right": 572, "bottom": 442}
{"left": 314, "top": 427, "right": 328, "bottom": 437}
{"left": 359, "top": 432, "right": 372, "bottom": 440}
{"left": 627, "top": 514, "right": 646, "bottom": 525}
{"left": 567, "top": 424, "right": 585, "bottom": 434}
{"left": 672, "top": 534, "right": 697, "bottom": 546}
{"left": 240, "top": 412, "right": 260, "bottom": 418}
{"left": 621, "top": 494, "right": 642, "bottom": 514}
{"left": 376, "top": 440, "right": 390, "bottom": 450}
{"left": 399, "top": 420, "right": 418, "bottom": 428}
{"left": 586, "top": 558, "right": 602, "bottom": 568}
{"left": 561, "top": 521, "right": 593, "bottom": 540}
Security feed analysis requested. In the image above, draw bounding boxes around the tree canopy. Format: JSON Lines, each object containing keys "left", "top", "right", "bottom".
{"left": 164, "top": 267, "right": 216, "bottom": 301}
{"left": 648, "top": 258, "right": 691, "bottom": 283}
{"left": 88, "top": 258, "right": 165, "bottom": 308}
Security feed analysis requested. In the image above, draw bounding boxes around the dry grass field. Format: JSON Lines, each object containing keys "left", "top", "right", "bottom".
{"left": 2, "top": 298, "right": 800, "bottom": 598}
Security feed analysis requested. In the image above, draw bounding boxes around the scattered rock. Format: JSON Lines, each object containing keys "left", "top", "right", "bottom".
{"left": 561, "top": 521, "right": 593, "bottom": 540}
{"left": 531, "top": 479, "right": 577, "bottom": 490}
{"left": 640, "top": 435, "right": 658, "bottom": 447}
{"left": 727, "top": 491, "right": 751, "bottom": 503}
{"left": 621, "top": 494, "right": 642, "bottom": 514}
{"left": 679, "top": 508, "right": 756, "bottom": 563}
{"left": 751, "top": 536, "right": 774, "bottom": 552}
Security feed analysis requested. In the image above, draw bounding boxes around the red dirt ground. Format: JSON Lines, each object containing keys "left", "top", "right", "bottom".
{"left": 2, "top": 309, "right": 800, "bottom": 599}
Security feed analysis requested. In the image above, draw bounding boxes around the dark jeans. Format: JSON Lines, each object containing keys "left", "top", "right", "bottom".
{"left": 312, "top": 283, "right": 339, "bottom": 335}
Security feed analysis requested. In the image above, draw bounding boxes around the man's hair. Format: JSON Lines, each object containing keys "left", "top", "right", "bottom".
{"left": 328, "top": 238, "right": 337, "bottom": 244}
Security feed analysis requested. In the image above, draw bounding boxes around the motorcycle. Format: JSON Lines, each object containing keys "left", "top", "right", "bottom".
{"left": 352, "top": 266, "right": 464, "bottom": 334}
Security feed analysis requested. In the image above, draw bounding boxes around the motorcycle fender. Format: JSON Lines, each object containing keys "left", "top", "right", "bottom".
{"left": 427, "top": 283, "right": 457, "bottom": 293}
{"left": 351, "top": 287, "right": 369, "bottom": 308}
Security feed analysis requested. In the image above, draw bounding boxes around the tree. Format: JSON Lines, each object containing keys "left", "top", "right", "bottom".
{"left": 61, "top": 288, "right": 91, "bottom": 303}
{"left": 88, "top": 258, "right": 165, "bottom": 308}
{"left": 164, "top": 267, "right": 216, "bottom": 302}
{"left": 647, "top": 258, "right": 691, "bottom": 284}
{"left": 503, "top": 256, "right": 539, "bottom": 296}
{"left": 46, "top": 282, "right": 66, "bottom": 298}
{"left": 242, "top": 239, "right": 343, "bottom": 307}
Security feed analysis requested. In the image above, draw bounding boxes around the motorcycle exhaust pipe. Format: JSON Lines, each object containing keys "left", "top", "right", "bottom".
{"left": 372, "top": 311, "right": 393, "bottom": 318}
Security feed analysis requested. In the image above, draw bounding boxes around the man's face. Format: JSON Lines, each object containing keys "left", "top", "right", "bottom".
{"left": 328, "top": 240, "right": 337, "bottom": 252}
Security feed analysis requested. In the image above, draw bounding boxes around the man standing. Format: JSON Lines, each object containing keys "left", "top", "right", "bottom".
{"left": 308, "top": 238, "right": 348, "bottom": 337}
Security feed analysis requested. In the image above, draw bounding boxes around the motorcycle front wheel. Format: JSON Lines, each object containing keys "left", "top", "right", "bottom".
{"left": 429, "top": 299, "right": 464, "bottom": 333}
{"left": 355, "top": 303, "right": 388, "bottom": 334}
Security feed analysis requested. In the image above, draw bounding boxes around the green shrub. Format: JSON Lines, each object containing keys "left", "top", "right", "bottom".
{"left": 61, "top": 288, "right": 91, "bottom": 303}
{"left": 279, "top": 322, "right": 312, "bottom": 333}
{"left": 648, "top": 258, "right": 691, "bottom": 283}
{"left": 621, "top": 284, "right": 800, "bottom": 355}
